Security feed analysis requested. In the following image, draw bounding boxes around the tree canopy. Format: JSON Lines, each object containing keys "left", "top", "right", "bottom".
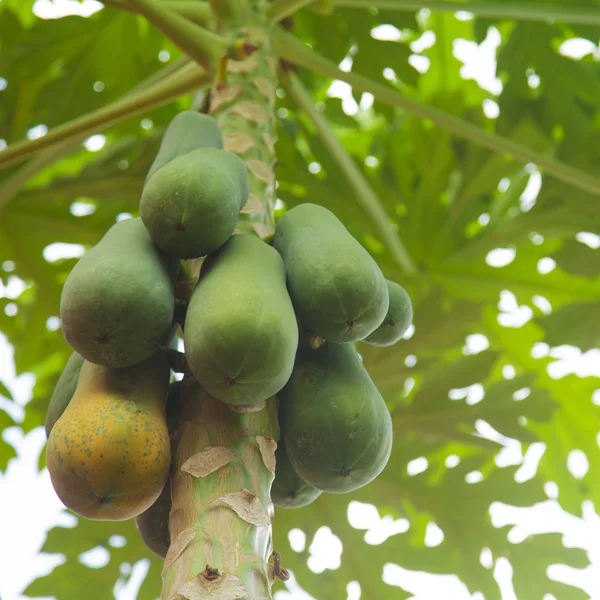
{"left": 0, "top": 1, "right": 599, "bottom": 599}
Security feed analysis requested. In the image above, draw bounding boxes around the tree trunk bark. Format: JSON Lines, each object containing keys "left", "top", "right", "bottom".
{"left": 210, "top": 1, "right": 278, "bottom": 238}
{"left": 162, "top": 382, "right": 278, "bottom": 599}
{"left": 161, "top": 3, "right": 281, "bottom": 599}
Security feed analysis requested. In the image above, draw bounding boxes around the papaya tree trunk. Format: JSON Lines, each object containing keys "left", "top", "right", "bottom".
{"left": 162, "top": 381, "right": 278, "bottom": 599}
{"left": 210, "top": 2, "right": 278, "bottom": 238}
{"left": 161, "top": 3, "right": 281, "bottom": 599}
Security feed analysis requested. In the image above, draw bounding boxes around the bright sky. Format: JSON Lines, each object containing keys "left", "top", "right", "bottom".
{"left": 1, "top": 1, "right": 600, "bottom": 599}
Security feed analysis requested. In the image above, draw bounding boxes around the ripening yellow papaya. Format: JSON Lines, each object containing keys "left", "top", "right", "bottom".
{"left": 46, "top": 351, "right": 171, "bottom": 521}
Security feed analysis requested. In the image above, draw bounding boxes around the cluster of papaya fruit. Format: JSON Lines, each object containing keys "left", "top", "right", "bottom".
{"left": 44, "top": 110, "right": 412, "bottom": 557}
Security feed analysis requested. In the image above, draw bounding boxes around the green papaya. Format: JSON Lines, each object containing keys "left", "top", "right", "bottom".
{"left": 60, "top": 217, "right": 178, "bottom": 368}
{"left": 135, "top": 381, "right": 182, "bottom": 557}
{"left": 184, "top": 234, "right": 298, "bottom": 409}
{"left": 145, "top": 111, "right": 223, "bottom": 185}
{"left": 279, "top": 342, "right": 392, "bottom": 494}
{"left": 273, "top": 203, "right": 389, "bottom": 343}
{"left": 135, "top": 479, "right": 171, "bottom": 558}
{"left": 364, "top": 280, "right": 413, "bottom": 347}
{"left": 140, "top": 148, "right": 249, "bottom": 259}
{"left": 44, "top": 351, "right": 84, "bottom": 439}
{"left": 272, "top": 442, "right": 321, "bottom": 509}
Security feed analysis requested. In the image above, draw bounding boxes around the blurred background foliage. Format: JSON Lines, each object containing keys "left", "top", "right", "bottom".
{"left": 0, "top": 0, "right": 599, "bottom": 598}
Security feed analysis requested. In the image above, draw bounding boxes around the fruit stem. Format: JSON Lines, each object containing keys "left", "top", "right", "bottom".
{"left": 272, "top": 29, "right": 600, "bottom": 198}
{"left": 282, "top": 71, "right": 419, "bottom": 276}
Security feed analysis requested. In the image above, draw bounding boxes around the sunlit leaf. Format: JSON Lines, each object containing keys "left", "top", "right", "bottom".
{"left": 1, "top": 1, "right": 599, "bottom": 598}
{"left": 0, "top": 407, "right": 17, "bottom": 471}
{"left": 25, "top": 516, "right": 162, "bottom": 600}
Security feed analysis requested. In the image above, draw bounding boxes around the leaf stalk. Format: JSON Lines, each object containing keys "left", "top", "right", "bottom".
{"left": 268, "top": 0, "right": 318, "bottom": 23}
{"left": 125, "top": 0, "right": 228, "bottom": 69}
{"left": 0, "top": 63, "right": 210, "bottom": 169}
{"left": 272, "top": 29, "right": 600, "bottom": 197}
{"left": 333, "top": 0, "right": 600, "bottom": 26}
{"left": 102, "top": 0, "right": 214, "bottom": 27}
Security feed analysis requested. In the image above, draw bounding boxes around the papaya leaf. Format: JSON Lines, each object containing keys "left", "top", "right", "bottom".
{"left": 0, "top": 407, "right": 17, "bottom": 471}
{"left": 0, "top": 379, "right": 13, "bottom": 401}
{"left": 483, "top": 312, "right": 600, "bottom": 516}
{"left": 434, "top": 238, "right": 600, "bottom": 310}
{"left": 552, "top": 238, "right": 600, "bottom": 279}
{"left": 273, "top": 444, "right": 589, "bottom": 600}
{"left": 2, "top": 0, "right": 600, "bottom": 598}
{"left": 537, "top": 301, "right": 600, "bottom": 352}
{"left": 0, "top": 1, "right": 37, "bottom": 28}
{"left": 0, "top": 8, "right": 164, "bottom": 138}
{"left": 24, "top": 516, "right": 163, "bottom": 600}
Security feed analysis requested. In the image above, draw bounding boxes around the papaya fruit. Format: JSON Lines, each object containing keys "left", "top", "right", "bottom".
{"left": 273, "top": 203, "right": 389, "bottom": 343}
{"left": 46, "top": 351, "right": 171, "bottom": 521}
{"left": 135, "top": 381, "right": 183, "bottom": 557}
{"left": 44, "top": 351, "right": 84, "bottom": 438}
{"left": 279, "top": 342, "right": 392, "bottom": 494}
{"left": 145, "top": 111, "right": 223, "bottom": 185}
{"left": 140, "top": 148, "right": 250, "bottom": 259}
{"left": 272, "top": 441, "right": 321, "bottom": 509}
{"left": 364, "top": 280, "right": 413, "bottom": 347}
{"left": 60, "top": 217, "right": 178, "bottom": 368}
{"left": 184, "top": 233, "right": 298, "bottom": 409}
{"left": 135, "top": 479, "right": 172, "bottom": 557}
{"left": 46, "top": 326, "right": 180, "bottom": 441}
